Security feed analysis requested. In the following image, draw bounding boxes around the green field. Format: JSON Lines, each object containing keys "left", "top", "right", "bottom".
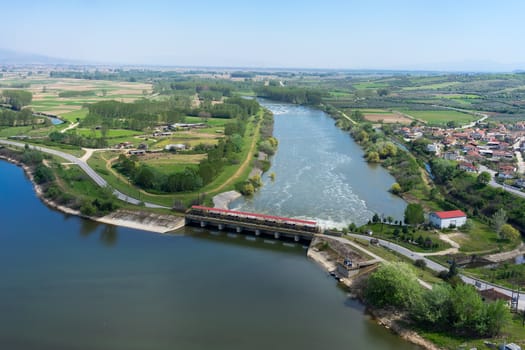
{"left": 61, "top": 109, "right": 89, "bottom": 122}
{"left": 72, "top": 128, "right": 143, "bottom": 139}
{"left": 400, "top": 109, "right": 476, "bottom": 124}
{"left": 403, "top": 81, "right": 461, "bottom": 90}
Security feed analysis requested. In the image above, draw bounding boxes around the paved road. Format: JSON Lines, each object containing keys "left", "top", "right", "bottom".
{"left": 479, "top": 165, "right": 525, "bottom": 199}
{"left": 0, "top": 139, "right": 168, "bottom": 209}
{"left": 346, "top": 233, "right": 525, "bottom": 310}
{"left": 320, "top": 234, "right": 433, "bottom": 289}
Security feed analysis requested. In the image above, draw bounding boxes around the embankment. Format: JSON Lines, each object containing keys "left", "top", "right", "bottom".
{"left": 0, "top": 154, "right": 184, "bottom": 234}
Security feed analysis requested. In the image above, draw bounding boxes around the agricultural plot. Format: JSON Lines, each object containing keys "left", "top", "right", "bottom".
{"left": 139, "top": 153, "right": 204, "bottom": 175}
{"left": 399, "top": 109, "right": 476, "bottom": 125}
{"left": 0, "top": 75, "right": 152, "bottom": 116}
{"left": 356, "top": 109, "right": 412, "bottom": 124}
{"left": 403, "top": 81, "right": 461, "bottom": 91}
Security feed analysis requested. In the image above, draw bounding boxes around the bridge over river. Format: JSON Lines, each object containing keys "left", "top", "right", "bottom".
{"left": 185, "top": 206, "right": 332, "bottom": 243}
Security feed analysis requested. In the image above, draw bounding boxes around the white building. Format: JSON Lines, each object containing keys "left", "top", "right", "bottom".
{"left": 429, "top": 210, "right": 467, "bottom": 229}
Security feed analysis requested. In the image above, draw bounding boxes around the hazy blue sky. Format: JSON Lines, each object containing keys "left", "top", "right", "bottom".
{"left": 2, "top": 0, "right": 525, "bottom": 69}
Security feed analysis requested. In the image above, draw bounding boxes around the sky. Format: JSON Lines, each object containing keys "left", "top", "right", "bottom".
{"left": 2, "top": 0, "right": 525, "bottom": 70}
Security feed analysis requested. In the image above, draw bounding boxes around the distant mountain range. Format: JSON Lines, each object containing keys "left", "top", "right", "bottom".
{"left": 0, "top": 48, "right": 524, "bottom": 73}
{"left": 0, "top": 48, "right": 86, "bottom": 65}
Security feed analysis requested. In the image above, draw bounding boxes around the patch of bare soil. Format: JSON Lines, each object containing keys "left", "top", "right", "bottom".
{"left": 364, "top": 113, "right": 412, "bottom": 124}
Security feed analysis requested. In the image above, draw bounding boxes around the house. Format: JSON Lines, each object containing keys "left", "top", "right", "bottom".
{"left": 128, "top": 149, "right": 146, "bottom": 155}
{"left": 426, "top": 143, "right": 441, "bottom": 154}
{"left": 443, "top": 151, "right": 459, "bottom": 161}
{"left": 479, "top": 288, "right": 512, "bottom": 303}
{"left": 429, "top": 210, "right": 467, "bottom": 229}
{"left": 164, "top": 143, "right": 186, "bottom": 152}
{"left": 459, "top": 161, "right": 478, "bottom": 173}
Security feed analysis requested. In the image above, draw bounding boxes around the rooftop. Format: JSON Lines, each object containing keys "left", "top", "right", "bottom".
{"left": 433, "top": 210, "right": 467, "bottom": 219}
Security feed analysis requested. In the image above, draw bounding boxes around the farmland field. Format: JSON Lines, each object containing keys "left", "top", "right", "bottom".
{"left": 0, "top": 75, "right": 152, "bottom": 116}
{"left": 399, "top": 109, "right": 476, "bottom": 124}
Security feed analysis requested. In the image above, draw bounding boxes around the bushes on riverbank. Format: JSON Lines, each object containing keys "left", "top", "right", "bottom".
{"left": 348, "top": 123, "right": 425, "bottom": 194}
{"left": 364, "top": 262, "right": 510, "bottom": 338}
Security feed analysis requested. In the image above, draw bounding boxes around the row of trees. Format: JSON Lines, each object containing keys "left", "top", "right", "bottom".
{"left": 365, "top": 262, "right": 510, "bottom": 337}
{"left": 255, "top": 86, "right": 322, "bottom": 105}
{"left": 82, "top": 96, "right": 258, "bottom": 131}
{"left": 48, "top": 131, "right": 108, "bottom": 148}
{"left": 430, "top": 157, "right": 525, "bottom": 233}
{"left": 2, "top": 90, "right": 32, "bottom": 110}
{"left": 0, "top": 108, "right": 41, "bottom": 126}
{"left": 112, "top": 113, "right": 250, "bottom": 193}
{"left": 350, "top": 123, "right": 424, "bottom": 193}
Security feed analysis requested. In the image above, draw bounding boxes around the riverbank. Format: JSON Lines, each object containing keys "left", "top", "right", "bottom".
{"left": 306, "top": 236, "right": 443, "bottom": 350}
{"left": 0, "top": 155, "right": 184, "bottom": 234}
{"left": 212, "top": 190, "right": 242, "bottom": 209}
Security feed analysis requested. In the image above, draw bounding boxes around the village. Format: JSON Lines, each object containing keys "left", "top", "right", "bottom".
{"left": 398, "top": 120, "right": 525, "bottom": 189}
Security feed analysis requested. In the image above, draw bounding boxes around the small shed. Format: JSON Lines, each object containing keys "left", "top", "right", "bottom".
{"left": 429, "top": 210, "right": 467, "bottom": 229}
{"left": 164, "top": 144, "right": 186, "bottom": 152}
{"left": 479, "top": 288, "right": 512, "bottom": 303}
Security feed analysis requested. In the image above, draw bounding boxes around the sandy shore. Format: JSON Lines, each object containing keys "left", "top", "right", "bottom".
{"left": 212, "top": 190, "right": 242, "bottom": 209}
{"left": 1, "top": 156, "right": 185, "bottom": 234}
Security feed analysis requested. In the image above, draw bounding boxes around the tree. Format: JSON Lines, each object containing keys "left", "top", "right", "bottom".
{"left": 365, "top": 262, "right": 422, "bottom": 309}
{"left": 356, "top": 130, "right": 369, "bottom": 143}
{"left": 242, "top": 182, "right": 255, "bottom": 195}
{"left": 351, "top": 110, "right": 364, "bottom": 122}
{"left": 499, "top": 223, "right": 520, "bottom": 241}
{"left": 449, "top": 284, "right": 484, "bottom": 333}
{"left": 482, "top": 300, "right": 510, "bottom": 337}
{"left": 33, "top": 164, "right": 55, "bottom": 184}
{"left": 134, "top": 166, "right": 155, "bottom": 189}
{"left": 390, "top": 182, "right": 402, "bottom": 194}
{"left": 477, "top": 171, "right": 491, "bottom": 185}
{"left": 446, "top": 260, "right": 458, "bottom": 280}
{"left": 366, "top": 151, "right": 380, "bottom": 163}
{"left": 491, "top": 208, "right": 508, "bottom": 235}
{"left": 411, "top": 283, "right": 452, "bottom": 327}
{"left": 377, "top": 88, "right": 389, "bottom": 97}
{"left": 2, "top": 90, "right": 32, "bottom": 110}
{"left": 404, "top": 203, "right": 425, "bottom": 225}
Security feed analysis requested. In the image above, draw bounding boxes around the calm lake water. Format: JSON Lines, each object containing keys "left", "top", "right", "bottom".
{"left": 232, "top": 100, "right": 407, "bottom": 228}
{"left": 0, "top": 161, "right": 419, "bottom": 349}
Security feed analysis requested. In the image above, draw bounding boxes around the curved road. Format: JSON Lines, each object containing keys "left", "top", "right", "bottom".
{"left": 344, "top": 234, "right": 524, "bottom": 310}
{"left": 0, "top": 139, "right": 168, "bottom": 209}
{"left": 479, "top": 165, "right": 525, "bottom": 199}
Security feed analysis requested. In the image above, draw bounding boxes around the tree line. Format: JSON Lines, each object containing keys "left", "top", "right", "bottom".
{"left": 113, "top": 129, "right": 247, "bottom": 194}
{"left": 430, "top": 157, "right": 525, "bottom": 233}
{"left": 0, "top": 108, "right": 41, "bottom": 126}
{"left": 365, "top": 262, "right": 509, "bottom": 338}
{"left": 2, "top": 90, "right": 32, "bottom": 110}
{"left": 82, "top": 96, "right": 259, "bottom": 131}
{"left": 255, "top": 85, "right": 322, "bottom": 105}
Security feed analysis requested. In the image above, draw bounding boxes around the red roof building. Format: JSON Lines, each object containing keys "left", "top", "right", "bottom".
{"left": 429, "top": 210, "right": 467, "bottom": 229}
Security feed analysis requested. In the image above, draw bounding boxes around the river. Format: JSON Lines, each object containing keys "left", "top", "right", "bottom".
{"left": 0, "top": 167, "right": 419, "bottom": 349}
{"left": 0, "top": 100, "right": 418, "bottom": 349}
{"left": 232, "top": 100, "right": 407, "bottom": 228}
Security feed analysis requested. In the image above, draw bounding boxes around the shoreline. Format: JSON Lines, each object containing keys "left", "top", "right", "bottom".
{"left": 306, "top": 237, "right": 441, "bottom": 350}
{"left": 0, "top": 156, "right": 185, "bottom": 234}
{"left": 212, "top": 190, "right": 242, "bottom": 209}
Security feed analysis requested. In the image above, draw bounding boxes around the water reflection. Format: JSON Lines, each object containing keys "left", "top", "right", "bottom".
{"left": 100, "top": 225, "right": 118, "bottom": 246}
{"left": 78, "top": 219, "right": 118, "bottom": 246}
{"left": 79, "top": 219, "right": 100, "bottom": 238}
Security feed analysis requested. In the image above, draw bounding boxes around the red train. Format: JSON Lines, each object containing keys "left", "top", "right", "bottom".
{"left": 189, "top": 206, "right": 320, "bottom": 233}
